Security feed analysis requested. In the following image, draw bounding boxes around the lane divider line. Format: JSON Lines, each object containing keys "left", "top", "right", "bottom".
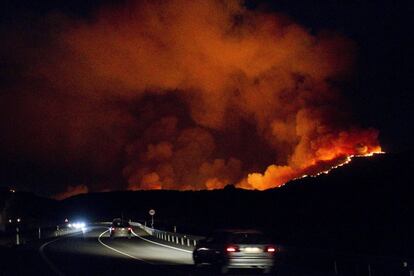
{"left": 131, "top": 229, "right": 193, "bottom": 254}
{"left": 98, "top": 230, "right": 153, "bottom": 264}
{"left": 39, "top": 232, "right": 83, "bottom": 276}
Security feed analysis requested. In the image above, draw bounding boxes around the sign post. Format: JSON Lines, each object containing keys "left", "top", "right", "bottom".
{"left": 16, "top": 218, "right": 21, "bottom": 245}
{"left": 149, "top": 209, "right": 155, "bottom": 228}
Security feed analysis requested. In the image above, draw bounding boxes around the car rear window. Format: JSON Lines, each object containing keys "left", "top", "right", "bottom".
{"left": 112, "top": 221, "right": 130, "bottom": 227}
{"left": 229, "top": 233, "right": 270, "bottom": 244}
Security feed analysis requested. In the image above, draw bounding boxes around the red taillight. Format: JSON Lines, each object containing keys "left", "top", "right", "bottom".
{"left": 266, "top": 246, "right": 276, "bottom": 253}
{"left": 226, "top": 246, "right": 238, "bottom": 252}
{"left": 128, "top": 227, "right": 132, "bottom": 231}
{"left": 110, "top": 227, "right": 115, "bottom": 231}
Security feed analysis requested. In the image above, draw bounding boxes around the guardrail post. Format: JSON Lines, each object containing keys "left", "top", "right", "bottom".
{"left": 181, "top": 237, "right": 184, "bottom": 245}
{"left": 333, "top": 260, "right": 338, "bottom": 275}
{"left": 187, "top": 238, "right": 190, "bottom": 247}
{"left": 176, "top": 236, "right": 179, "bottom": 244}
{"left": 38, "top": 227, "right": 41, "bottom": 239}
{"left": 193, "top": 240, "right": 196, "bottom": 246}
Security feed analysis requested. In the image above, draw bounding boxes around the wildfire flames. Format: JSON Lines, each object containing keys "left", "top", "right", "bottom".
{"left": 243, "top": 130, "right": 383, "bottom": 190}
{"left": 0, "top": 0, "right": 382, "bottom": 196}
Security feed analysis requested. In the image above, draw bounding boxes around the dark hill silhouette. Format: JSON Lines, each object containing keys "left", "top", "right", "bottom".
{"left": 3, "top": 151, "right": 414, "bottom": 258}
{"left": 60, "top": 151, "right": 414, "bottom": 257}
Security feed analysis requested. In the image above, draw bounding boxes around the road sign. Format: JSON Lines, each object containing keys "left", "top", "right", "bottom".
{"left": 149, "top": 209, "right": 155, "bottom": 228}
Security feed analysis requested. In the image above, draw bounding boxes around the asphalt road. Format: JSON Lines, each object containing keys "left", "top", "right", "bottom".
{"left": 39, "top": 226, "right": 196, "bottom": 275}
{"left": 0, "top": 226, "right": 341, "bottom": 275}
{"left": 1, "top": 226, "right": 277, "bottom": 275}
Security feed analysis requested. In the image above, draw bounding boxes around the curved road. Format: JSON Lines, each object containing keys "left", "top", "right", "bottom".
{"left": 0, "top": 226, "right": 327, "bottom": 275}
{"left": 36, "top": 226, "right": 196, "bottom": 275}
{"left": 2, "top": 225, "right": 395, "bottom": 275}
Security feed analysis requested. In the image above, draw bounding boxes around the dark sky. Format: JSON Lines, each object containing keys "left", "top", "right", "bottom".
{"left": 0, "top": 0, "right": 412, "bottom": 197}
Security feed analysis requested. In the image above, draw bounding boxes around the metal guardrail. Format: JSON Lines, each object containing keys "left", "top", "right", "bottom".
{"left": 130, "top": 222, "right": 205, "bottom": 249}
{"left": 0, "top": 224, "right": 85, "bottom": 247}
{"left": 4, "top": 220, "right": 414, "bottom": 276}
{"left": 130, "top": 221, "right": 414, "bottom": 276}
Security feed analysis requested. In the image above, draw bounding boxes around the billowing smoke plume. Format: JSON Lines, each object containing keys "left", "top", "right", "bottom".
{"left": 123, "top": 116, "right": 244, "bottom": 190}
{"left": 0, "top": 0, "right": 381, "bottom": 195}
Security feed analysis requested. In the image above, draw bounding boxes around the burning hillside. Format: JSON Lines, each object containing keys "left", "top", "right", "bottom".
{"left": 0, "top": 0, "right": 381, "bottom": 196}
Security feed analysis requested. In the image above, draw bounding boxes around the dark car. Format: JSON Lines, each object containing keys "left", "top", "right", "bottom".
{"left": 109, "top": 219, "right": 132, "bottom": 239}
{"left": 193, "top": 229, "right": 276, "bottom": 274}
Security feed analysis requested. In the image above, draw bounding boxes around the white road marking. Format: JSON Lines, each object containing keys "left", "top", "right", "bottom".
{"left": 39, "top": 232, "right": 82, "bottom": 276}
{"left": 131, "top": 229, "right": 193, "bottom": 253}
{"left": 97, "top": 230, "right": 153, "bottom": 264}
{"left": 39, "top": 226, "right": 192, "bottom": 275}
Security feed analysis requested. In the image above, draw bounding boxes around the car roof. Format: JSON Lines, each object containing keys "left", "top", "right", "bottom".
{"left": 112, "top": 220, "right": 130, "bottom": 226}
{"left": 211, "top": 229, "right": 264, "bottom": 235}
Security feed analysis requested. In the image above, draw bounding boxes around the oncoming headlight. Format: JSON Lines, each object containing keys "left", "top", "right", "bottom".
{"left": 73, "top": 222, "right": 86, "bottom": 229}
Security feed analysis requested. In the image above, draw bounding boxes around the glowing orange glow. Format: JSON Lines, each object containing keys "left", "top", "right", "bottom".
{"left": 54, "top": 185, "right": 89, "bottom": 200}
{"left": 241, "top": 128, "right": 382, "bottom": 190}
{"left": 37, "top": 0, "right": 382, "bottom": 193}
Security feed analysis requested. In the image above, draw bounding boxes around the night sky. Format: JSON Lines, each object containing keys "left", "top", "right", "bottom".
{"left": 0, "top": 0, "right": 412, "bottom": 198}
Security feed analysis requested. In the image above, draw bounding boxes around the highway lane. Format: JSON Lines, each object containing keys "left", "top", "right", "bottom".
{"left": 37, "top": 226, "right": 195, "bottom": 275}
{"left": 99, "top": 229, "right": 193, "bottom": 265}
{"left": 0, "top": 225, "right": 317, "bottom": 275}
{"left": 35, "top": 226, "right": 279, "bottom": 275}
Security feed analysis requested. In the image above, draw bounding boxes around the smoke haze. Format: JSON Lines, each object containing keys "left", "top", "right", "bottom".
{"left": 0, "top": 0, "right": 381, "bottom": 198}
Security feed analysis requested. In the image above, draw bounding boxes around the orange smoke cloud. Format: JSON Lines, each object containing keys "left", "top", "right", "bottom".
{"left": 244, "top": 128, "right": 381, "bottom": 190}
{"left": 31, "top": 0, "right": 381, "bottom": 191}
{"left": 54, "top": 185, "right": 89, "bottom": 200}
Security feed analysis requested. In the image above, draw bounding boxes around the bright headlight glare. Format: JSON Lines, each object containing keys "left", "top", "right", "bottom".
{"left": 72, "top": 222, "right": 85, "bottom": 229}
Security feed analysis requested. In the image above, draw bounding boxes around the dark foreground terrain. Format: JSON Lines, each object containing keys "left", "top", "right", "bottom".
{"left": 1, "top": 225, "right": 412, "bottom": 276}
{"left": 56, "top": 151, "right": 414, "bottom": 258}
{"left": 1, "top": 151, "right": 413, "bottom": 275}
